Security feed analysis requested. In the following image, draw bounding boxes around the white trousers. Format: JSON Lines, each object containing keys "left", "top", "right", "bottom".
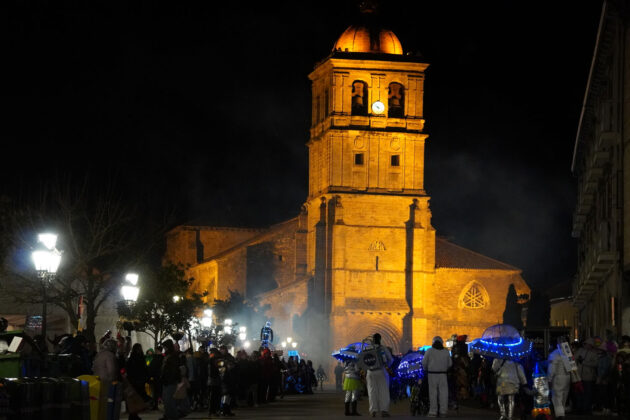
{"left": 366, "top": 369, "right": 390, "bottom": 414}
{"left": 551, "top": 375, "right": 571, "bottom": 417}
{"left": 428, "top": 373, "right": 448, "bottom": 416}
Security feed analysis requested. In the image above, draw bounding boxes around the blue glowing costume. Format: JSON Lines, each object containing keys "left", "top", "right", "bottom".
{"left": 260, "top": 321, "right": 273, "bottom": 348}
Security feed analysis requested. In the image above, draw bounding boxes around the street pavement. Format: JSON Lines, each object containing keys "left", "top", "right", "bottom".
{"left": 138, "top": 385, "right": 603, "bottom": 420}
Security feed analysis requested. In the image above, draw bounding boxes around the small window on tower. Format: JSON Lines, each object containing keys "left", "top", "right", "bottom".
{"left": 388, "top": 82, "right": 404, "bottom": 118}
{"left": 391, "top": 155, "right": 400, "bottom": 166}
{"left": 355, "top": 153, "right": 365, "bottom": 166}
{"left": 351, "top": 81, "right": 368, "bottom": 116}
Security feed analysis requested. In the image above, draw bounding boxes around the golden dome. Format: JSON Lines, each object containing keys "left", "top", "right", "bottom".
{"left": 333, "top": 25, "right": 403, "bottom": 55}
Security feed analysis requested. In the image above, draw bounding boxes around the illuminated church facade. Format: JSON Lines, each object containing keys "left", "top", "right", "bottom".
{"left": 164, "top": 16, "right": 529, "bottom": 354}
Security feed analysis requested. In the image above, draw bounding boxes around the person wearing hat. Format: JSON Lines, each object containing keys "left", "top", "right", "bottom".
{"left": 422, "top": 336, "right": 452, "bottom": 417}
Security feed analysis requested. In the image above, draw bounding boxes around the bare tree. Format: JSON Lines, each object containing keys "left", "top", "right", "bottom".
{"left": 1, "top": 177, "right": 165, "bottom": 343}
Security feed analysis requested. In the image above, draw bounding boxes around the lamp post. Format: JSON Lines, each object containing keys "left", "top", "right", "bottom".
{"left": 120, "top": 273, "right": 140, "bottom": 336}
{"left": 31, "top": 233, "right": 62, "bottom": 349}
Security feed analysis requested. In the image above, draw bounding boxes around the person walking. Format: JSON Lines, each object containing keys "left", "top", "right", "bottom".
{"left": 492, "top": 358, "right": 526, "bottom": 420}
{"left": 548, "top": 341, "right": 571, "bottom": 420}
{"left": 316, "top": 364, "right": 328, "bottom": 390}
{"left": 125, "top": 343, "right": 149, "bottom": 420}
{"left": 160, "top": 339, "right": 182, "bottom": 420}
{"left": 342, "top": 358, "right": 362, "bottom": 416}
{"left": 422, "top": 336, "right": 452, "bottom": 418}
{"left": 358, "top": 333, "right": 393, "bottom": 417}
{"left": 575, "top": 338, "right": 598, "bottom": 415}
{"left": 93, "top": 339, "right": 121, "bottom": 420}
{"left": 335, "top": 361, "right": 344, "bottom": 391}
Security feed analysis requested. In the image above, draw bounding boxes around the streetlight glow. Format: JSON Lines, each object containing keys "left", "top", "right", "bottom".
{"left": 37, "top": 233, "right": 58, "bottom": 250}
{"left": 201, "top": 316, "right": 212, "bottom": 328}
{"left": 204, "top": 309, "right": 213, "bottom": 317}
{"left": 125, "top": 273, "right": 139, "bottom": 285}
{"left": 121, "top": 285, "right": 139, "bottom": 302}
{"left": 281, "top": 341, "right": 287, "bottom": 348}
{"left": 291, "top": 342, "right": 297, "bottom": 348}
{"left": 224, "top": 319, "right": 232, "bottom": 326}
{"left": 244, "top": 341, "right": 251, "bottom": 349}
{"left": 32, "top": 249, "right": 62, "bottom": 275}
{"left": 239, "top": 332, "right": 246, "bottom": 341}
{"left": 173, "top": 295, "right": 181, "bottom": 302}
{"left": 286, "top": 337, "right": 292, "bottom": 343}
{"left": 239, "top": 326, "right": 246, "bottom": 333}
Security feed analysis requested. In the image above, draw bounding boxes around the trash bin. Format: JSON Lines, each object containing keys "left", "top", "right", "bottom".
{"left": 77, "top": 375, "right": 100, "bottom": 420}
{"left": 0, "top": 354, "right": 21, "bottom": 378}
{"left": 2, "top": 377, "right": 40, "bottom": 420}
{"left": 39, "top": 377, "right": 56, "bottom": 420}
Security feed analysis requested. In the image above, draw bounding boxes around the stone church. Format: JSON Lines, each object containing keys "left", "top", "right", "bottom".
{"left": 164, "top": 13, "right": 530, "bottom": 357}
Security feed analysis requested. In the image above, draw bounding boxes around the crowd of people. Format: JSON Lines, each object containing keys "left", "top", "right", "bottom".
{"left": 50, "top": 331, "right": 326, "bottom": 419}
{"left": 333, "top": 333, "right": 630, "bottom": 419}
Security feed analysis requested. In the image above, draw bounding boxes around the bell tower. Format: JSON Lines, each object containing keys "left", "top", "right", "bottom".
{"left": 303, "top": 7, "right": 437, "bottom": 355}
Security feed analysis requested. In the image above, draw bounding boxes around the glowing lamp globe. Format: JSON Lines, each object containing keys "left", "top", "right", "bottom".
{"left": 125, "top": 273, "right": 139, "bottom": 285}
{"left": 224, "top": 319, "right": 232, "bottom": 326}
{"left": 244, "top": 341, "right": 251, "bottom": 349}
{"left": 239, "top": 326, "right": 246, "bottom": 333}
{"left": 121, "top": 285, "right": 139, "bottom": 302}
{"left": 201, "top": 317, "right": 212, "bottom": 328}
{"left": 292, "top": 342, "right": 297, "bottom": 348}
{"left": 281, "top": 342, "right": 287, "bottom": 348}
{"left": 203, "top": 309, "right": 213, "bottom": 317}
{"left": 32, "top": 248, "right": 62, "bottom": 275}
{"left": 287, "top": 337, "right": 292, "bottom": 343}
{"left": 38, "top": 233, "right": 58, "bottom": 250}
{"left": 239, "top": 332, "right": 246, "bottom": 341}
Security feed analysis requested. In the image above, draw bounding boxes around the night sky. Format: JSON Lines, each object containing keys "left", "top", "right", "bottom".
{"left": 2, "top": 1, "right": 603, "bottom": 291}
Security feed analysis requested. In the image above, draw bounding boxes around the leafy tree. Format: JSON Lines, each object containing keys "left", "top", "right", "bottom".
{"left": 502, "top": 283, "right": 523, "bottom": 330}
{"left": 1, "top": 180, "right": 158, "bottom": 343}
{"left": 119, "top": 262, "right": 206, "bottom": 348}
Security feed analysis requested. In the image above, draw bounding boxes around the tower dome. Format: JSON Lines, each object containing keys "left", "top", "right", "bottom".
{"left": 333, "top": 24, "right": 403, "bottom": 55}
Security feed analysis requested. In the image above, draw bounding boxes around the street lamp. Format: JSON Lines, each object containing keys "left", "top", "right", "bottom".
{"left": 238, "top": 326, "right": 247, "bottom": 341}
{"left": 173, "top": 295, "right": 181, "bottom": 303}
{"left": 292, "top": 342, "right": 298, "bottom": 348}
{"left": 120, "top": 273, "right": 140, "bottom": 336}
{"left": 32, "top": 233, "right": 62, "bottom": 349}
{"left": 281, "top": 341, "right": 287, "bottom": 348}
{"left": 224, "top": 318, "right": 232, "bottom": 335}
{"left": 287, "top": 337, "right": 292, "bottom": 343}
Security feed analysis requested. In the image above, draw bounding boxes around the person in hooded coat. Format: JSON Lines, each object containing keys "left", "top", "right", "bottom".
{"left": 422, "top": 336, "right": 452, "bottom": 417}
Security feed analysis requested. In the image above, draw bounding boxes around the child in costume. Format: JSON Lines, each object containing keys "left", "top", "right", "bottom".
{"left": 343, "top": 358, "right": 362, "bottom": 416}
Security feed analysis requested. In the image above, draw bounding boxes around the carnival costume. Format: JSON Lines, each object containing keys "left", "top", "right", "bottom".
{"left": 492, "top": 359, "right": 527, "bottom": 420}
{"left": 260, "top": 321, "right": 274, "bottom": 348}
{"left": 343, "top": 359, "right": 362, "bottom": 416}
{"left": 422, "top": 336, "right": 452, "bottom": 417}
{"left": 358, "top": 334, "right": 393, "bottom": 417}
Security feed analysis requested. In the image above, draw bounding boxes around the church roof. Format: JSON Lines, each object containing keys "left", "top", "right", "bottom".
{"left": 435, "top": 237, "right": 520, "bottom": 271}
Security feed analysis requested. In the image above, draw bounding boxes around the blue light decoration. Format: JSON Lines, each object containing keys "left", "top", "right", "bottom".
{"left": 531, "top": 361, "right": 552, "bottom": 419}
{"left": 395, "top": 350, "right": 425, "bottom": 381}
{"left": 468, "top": 324, "right": 533, "bottom": 361}
{"left": 331, "top": 342, "right": 364, "bottom": 362}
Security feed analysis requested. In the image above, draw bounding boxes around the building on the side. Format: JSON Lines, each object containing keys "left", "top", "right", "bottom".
{"left": 165, "top": 8, "right": 530, "bottom": 358}
{"left": 571, "top": 0, "right": 630, "bottom": 339}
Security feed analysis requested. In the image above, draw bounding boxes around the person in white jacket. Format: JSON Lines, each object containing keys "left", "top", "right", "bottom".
{"left": 548, "top": 339, "right": 573, "bottom": 420}
{"left": 422, "top": 336, "right": 452, "bottom": 418}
